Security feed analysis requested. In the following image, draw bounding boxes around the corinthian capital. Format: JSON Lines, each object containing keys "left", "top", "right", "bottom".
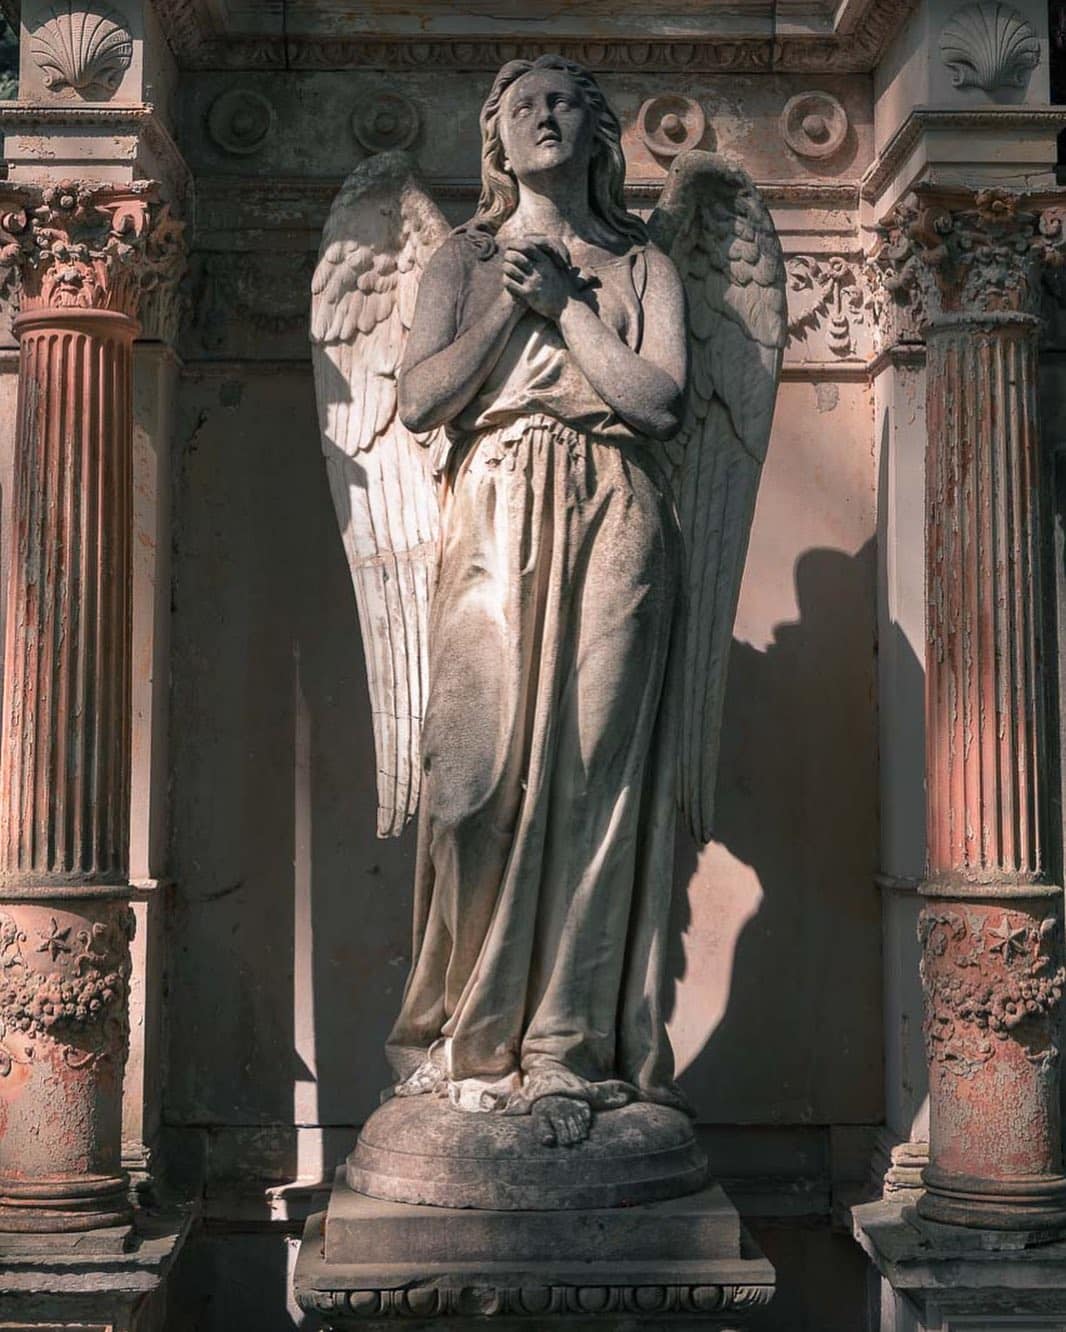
{"left": 869, "top": 186, "right": 1066, "bottom": 333}
{"left": 0, "top": 180, "right": 185, "bottom": 325}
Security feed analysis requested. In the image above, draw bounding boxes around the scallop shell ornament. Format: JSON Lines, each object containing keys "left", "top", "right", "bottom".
{"left": 939, "top": 2, "right": 1040, "bottom": 92}
{"left": 31, "top": 3, "right": 133, "bottom": 98}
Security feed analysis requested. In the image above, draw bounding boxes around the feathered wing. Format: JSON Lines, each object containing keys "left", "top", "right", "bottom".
{"left": 311, "top": 152, "right": 450, "bottom": 837}
{"left": 649, "top": 151, "right": 787, "bottom": 844}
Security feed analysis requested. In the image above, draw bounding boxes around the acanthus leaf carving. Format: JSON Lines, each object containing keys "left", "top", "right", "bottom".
{"left": 0, "top": 180, "right": 186, "bottom": 322}
{"left": 867, "top": 187, "right": 1066, "bottom": 343}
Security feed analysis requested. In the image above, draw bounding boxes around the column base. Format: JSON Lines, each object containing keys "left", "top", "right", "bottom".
{"left": 0, "top": 1202, "right": 192, "bottom": 1331}
{"left": 853, "top": 1194, "right": 1066, "bottom": 1331}
{"left": 0, "top": 1171, "right": 132, "bottom": 1233}
{"left": 916, "top": 1165, "right": 1066, "bottom": 1235}
{"left": 295, "top": 1167, "right": 775, "bottom": 1328}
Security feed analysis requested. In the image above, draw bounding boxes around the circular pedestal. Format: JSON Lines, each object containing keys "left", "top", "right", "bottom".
{"left": 348, "top": 1096, "right": 708, "bottom": 1210}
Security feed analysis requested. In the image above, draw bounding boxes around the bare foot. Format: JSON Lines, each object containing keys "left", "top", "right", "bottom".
{"left": 394, "top": 1059, "right": 445, "bottom": 1097}
{"left": 533, "top": 1094, "right": 592, "bottom": 1147}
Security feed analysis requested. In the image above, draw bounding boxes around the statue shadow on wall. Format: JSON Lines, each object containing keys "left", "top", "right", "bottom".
{"left": 667, "top": 538, "right": 882, "bottom": 1127}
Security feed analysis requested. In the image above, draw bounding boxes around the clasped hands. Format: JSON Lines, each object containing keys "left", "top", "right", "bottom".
{"left": 501, "top": 237, "right": 585, "bottom": 321}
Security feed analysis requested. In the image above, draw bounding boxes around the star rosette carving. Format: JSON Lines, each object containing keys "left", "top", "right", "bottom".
{"left": 0, "top": 908, "right": 133, "bottom": 1075}
{"left": 0, "top": 179, "right": 186, "bottom": 323}
{"left": 919, "top": 906, "right": 1066, "bottom": 1079}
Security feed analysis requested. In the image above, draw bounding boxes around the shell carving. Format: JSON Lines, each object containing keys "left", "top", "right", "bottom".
{"left": 31, "top": 3, "right": 133, "bottom": 98}
{"left": 939, "top": 2, "right": 1040, "bottom": 92}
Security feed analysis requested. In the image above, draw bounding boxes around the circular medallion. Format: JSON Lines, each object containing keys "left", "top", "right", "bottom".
{"left": 207, "top": 88, "right": 277, "bottom": 156}
{"left": 780, "top": 91, "right": 848, "bottom": 160}
{"left": 351, "top": 92, "right": 420, "bottom": 154}
{"left": 637, "top": 94, "right": 706, "bottom": 158}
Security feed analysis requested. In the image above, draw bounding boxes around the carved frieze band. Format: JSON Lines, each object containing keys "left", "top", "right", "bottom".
{"left": 0, "top": 180, "right": 186, "bottom": 324}
{"left": 152, "top": 0, "right": 917, "bottom": 72}
{"left": 300, "top": 1282, "right": 774, "bottom": 1322}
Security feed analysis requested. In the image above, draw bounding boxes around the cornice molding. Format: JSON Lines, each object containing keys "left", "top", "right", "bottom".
{"left": 191, "top": 173, "right": 861, "bottom": 232}
{"left": 0, "top": 101, "right": 193, "bottom": 205}
{"left": 861, "top": 107, "right": 1066, "bottom": 205}
{"left": 145, "top": 0, "right": 916, "bottom": 72}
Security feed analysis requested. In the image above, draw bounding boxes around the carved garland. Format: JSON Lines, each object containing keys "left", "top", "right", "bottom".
{"left": 786, "top": 254, "right": 872, "bottom": 358}
{"left": 919, "top": 908, "right": 1066, "bottom": 1078}
{"left": 0, "top": 909, "right": 133, "bottom": 1075}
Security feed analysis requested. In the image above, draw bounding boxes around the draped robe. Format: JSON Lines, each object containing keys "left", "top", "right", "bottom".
{"left": 386, "top": 231, "right": 685, "bottom": 1113}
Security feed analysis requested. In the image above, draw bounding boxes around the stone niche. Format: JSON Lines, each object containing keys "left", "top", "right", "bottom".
{"left": 160, "top": 42, "right": 882, "bottom": 1332}
{"left": 11, "top": 0, "right": 1066, "bottom": 1329}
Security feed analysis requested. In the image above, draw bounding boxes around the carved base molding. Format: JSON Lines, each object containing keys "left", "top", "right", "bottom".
{"left": 0, "top": 1204, "right": 193, "bottom": 1332}
{"left": 294, "top": 1172, "right": 775, "bottom": 1330}
{"left": 853, "top": 1195, "right": 1066, "bottom": 1331}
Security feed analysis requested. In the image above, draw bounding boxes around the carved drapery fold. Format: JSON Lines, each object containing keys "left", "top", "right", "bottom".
{"left": 0, "top": 181, "right": 184, "bottom": 1232}
{"left": 872, "top": 188, "right": 1066, "bottom": 1231}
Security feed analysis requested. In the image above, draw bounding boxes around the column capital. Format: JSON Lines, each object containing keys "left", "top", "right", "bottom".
{"left": 869, "top": 186, "right": 1066, "bottom": 334}
{"left": 0, "top": 180, "right": 185, "bottom": 327}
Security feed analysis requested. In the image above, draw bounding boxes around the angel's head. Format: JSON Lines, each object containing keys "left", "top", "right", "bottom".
{"left": 472, "top": 56, "right": 645, "bottom": 246}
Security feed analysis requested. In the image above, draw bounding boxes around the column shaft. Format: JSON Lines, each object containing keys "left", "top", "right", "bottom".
{"left": 919, "top": 312, "right": 1066, "bottom": 1230}
{"left": 0, "top": 308, "right": 137, "bottom": 1232}
{"left": 0, "top": 311, "right": 133, "bottom": 885}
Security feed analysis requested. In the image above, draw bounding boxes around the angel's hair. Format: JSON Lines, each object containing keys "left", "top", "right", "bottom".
{"left": 459, "top": 56, "right": 646, "bottom": 255}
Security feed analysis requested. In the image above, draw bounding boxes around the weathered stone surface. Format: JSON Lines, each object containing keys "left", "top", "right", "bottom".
{"left": 854, "top": 1194, "right": 1066, "bottom": 1329}
{"left": 0, "top": 181, "right": 184, "bottom": 1234}
{"left": 348, "top": 1097, "right": 708, "bottom": 1211}
{"left": 0, "top": 1204, "right": 191, "bottom": 1331}
{"left": 296, "top": 1171, "right": 772, "bottom": 1329}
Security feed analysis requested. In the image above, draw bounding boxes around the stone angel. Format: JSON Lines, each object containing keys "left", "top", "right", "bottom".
{"left": 310, "top": 56, "right": 786, "bottom": 1160}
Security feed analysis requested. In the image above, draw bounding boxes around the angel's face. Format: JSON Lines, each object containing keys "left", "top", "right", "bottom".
{"left": 499, "top": 68, "right": 594, "bottom": 186}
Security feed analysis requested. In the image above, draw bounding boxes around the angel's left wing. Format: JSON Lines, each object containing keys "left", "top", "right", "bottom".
{"left": 649, "top": 151, "right": 787, "bottom": 844}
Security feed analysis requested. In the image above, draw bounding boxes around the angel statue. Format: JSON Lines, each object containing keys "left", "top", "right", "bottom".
{"left": 311, "top": 56, "right": 785, "bottom": 1198}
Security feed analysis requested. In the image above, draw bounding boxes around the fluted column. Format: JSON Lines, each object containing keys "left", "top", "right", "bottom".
{"left": 0, "top": 182, "right": 183, "bottom": 1233}
{"left": 875, "top": 189, "right": 1066, "bottom": 1232}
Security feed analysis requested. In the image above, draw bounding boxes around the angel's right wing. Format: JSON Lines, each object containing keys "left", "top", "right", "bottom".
{"left": 311, "top": 152, "right": 451, "bottom": 837}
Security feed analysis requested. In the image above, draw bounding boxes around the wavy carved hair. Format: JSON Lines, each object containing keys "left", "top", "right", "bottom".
{"left": 462, "top": 56, "right": 646, "bottom": 252}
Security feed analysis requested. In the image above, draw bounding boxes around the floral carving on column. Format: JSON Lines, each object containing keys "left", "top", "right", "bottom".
{"left": 872, "top": 185, "right": 1066, "bottom": 1231}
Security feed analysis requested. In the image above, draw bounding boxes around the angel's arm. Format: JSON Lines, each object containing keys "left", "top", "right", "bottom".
{"left": 398, "top": 238, "right": 523, "bottom": 433}
{"left": 560, "top": 247, "right": 686, "bottom": 442}
{"left": 503, "top": 241, "right": 686, "bottom": 442}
